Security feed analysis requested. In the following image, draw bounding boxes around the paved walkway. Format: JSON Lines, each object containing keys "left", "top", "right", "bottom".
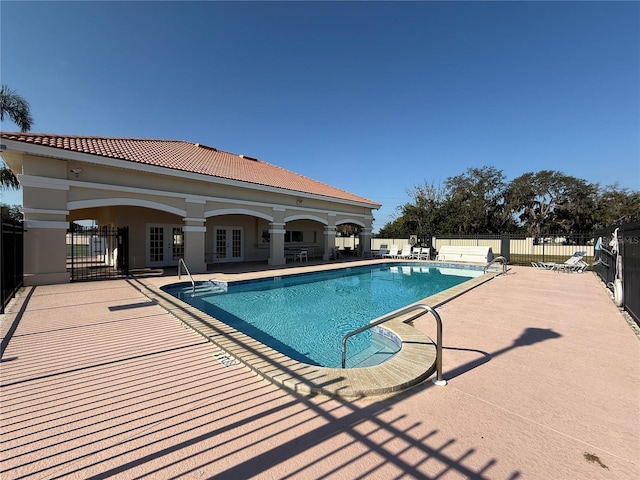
{"left": 1, "top": 265, "right": 638, "bottom": 479}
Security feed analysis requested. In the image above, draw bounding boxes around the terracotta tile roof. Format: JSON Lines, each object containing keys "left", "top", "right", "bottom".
{"left": 0, "top": 132, "right": 380, "bottom": 207}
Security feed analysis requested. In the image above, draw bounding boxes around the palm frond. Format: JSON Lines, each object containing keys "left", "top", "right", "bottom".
{"left": 0, "top": 84, "right": 34, "bottom": 132}
{"left": 0, "top": 166, "right": 20, "bottom": 190}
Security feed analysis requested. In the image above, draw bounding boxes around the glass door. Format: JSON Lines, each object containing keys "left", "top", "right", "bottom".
{"left": 147, "top": 224, "right": 184, "bottom": 267}
{"left": 214, "top": 226, "right": 244, "bottom": 262}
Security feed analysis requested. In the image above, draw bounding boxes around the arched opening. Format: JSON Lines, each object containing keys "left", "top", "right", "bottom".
{"left": 66, "top": 203, "right": 187, "bottom": 279}
{"left": 205, "top": 211, "right": 274, "bottom": 265}
{"left": 335, "top": 220, "right": 365, "bottom": 257}
{"left": 282, "top": 218, "right": 327, "bottom": 261}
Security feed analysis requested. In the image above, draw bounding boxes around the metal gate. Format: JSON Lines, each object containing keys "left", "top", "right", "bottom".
{"left": 592, "top": 221, "right": 639, "bottom": 325}
{"left": 67, "top": 226, "right": 129, "bottom": 282}
{"left": 1, "top": 216, "right": 24, "bottom": 313}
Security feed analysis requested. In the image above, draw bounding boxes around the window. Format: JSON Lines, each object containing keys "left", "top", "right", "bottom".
{"left": 172, "top": 227, "right": 184, "bottom": 260}
{"left": 285, "top": 230, "right": 303, "bottom": 242}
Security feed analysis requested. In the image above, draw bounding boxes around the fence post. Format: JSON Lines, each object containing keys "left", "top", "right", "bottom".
{"left": 501, "top": 234, "right": 511, "bottom": 262}
{"left": 1, "top": 218, "right": 4, "bottom": 314}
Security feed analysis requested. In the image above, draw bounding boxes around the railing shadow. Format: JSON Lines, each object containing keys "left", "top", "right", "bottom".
{"left": 198, "top": 327, "right": 559, "bottom": 479}
{"left": 442, "top": 328, "right": 562, "bottom": 381}
{"left": 0, "top": 286, "right": 35, "bottom": 359}
{"left": 442, "top": 345, "right": 492, "bottom": 380}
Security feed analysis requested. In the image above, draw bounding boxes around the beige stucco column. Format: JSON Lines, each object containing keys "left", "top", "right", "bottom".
{"left": 268, "top": 207, "right": 286, "bottom": 265}
{"left": 359, "top": 226, "right": 373, "bottom": 258}
{"left": 323, "top": 225, "right": 337, "bottom": 261}
{"left": 183, "top": 200, "right": 206, "bottom": 273}
{"left": 23, "top": 219, "right": 70, "bottom": 285}
{"left": 21, "top": 184, "right": 70, "bottom": 285}
{"left": 268, "top": 222, "right": 286, "bottom": 265}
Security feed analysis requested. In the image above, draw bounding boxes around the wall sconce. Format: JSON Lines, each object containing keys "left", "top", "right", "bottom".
{"left": 296, "top": 199, "right": 303, "bottom": 206}
{"left": 70, "top": 168, "right": 82, "bottom": 177}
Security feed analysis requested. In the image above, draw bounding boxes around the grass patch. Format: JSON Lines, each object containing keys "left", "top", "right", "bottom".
{"left": 507, "top": 254, "right": 593, "bottom": 270}
{"left": 66, "top": 245, "right": 90, "bottom": 256}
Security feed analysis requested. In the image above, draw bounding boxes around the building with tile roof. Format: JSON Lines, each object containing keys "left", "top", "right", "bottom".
{"left": 1, "top": 132, "right": 380, "bottom": 285}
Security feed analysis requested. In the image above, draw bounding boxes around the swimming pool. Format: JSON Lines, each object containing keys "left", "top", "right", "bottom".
{"left": 162, "top": 263, "right": 483, "bottom": 368}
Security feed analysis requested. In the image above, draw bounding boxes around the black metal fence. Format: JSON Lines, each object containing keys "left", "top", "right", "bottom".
{"left": 377, "top": 228, "right": 638, "bottom": 325}
{"left": 432, "top": 229, "right": 638, "bottom": 325}
{"left": 1, "top": 216, "right": 24, "bottom": 314}
{"left": 67, "top": 226, "right": 129, "bottom": 281}
{"left": 591, "top": 221, "right": 639, "bottom": 325}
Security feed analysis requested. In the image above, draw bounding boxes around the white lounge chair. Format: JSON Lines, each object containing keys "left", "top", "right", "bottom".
{"left": 373, "top": 244, "right": 388, "bottom": 258}
{"left": 560, "top": 259, "right": 588, "bottom": 273}
{"left": 532, "top": 251, "right": 587, "bottom": 272}
{"left": 397, "top": 245, "right": 413, "bottom": 259}
{"left": 384, "top": 245, "right": 399, "bottom": 258}
{"left": 413, "top": 247, "right": 430, "bottom": 260}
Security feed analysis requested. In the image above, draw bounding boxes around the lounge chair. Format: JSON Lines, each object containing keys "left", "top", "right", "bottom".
{"left": 531, "top": 251, "right": 587, "bottom": 272}
{"left": 559, "top": 259, "right": 588, "bottom": 273}
{"left": 397, "top": 245, "right": 413, "bottom": 259}
{"left": 413, "top": 247, "right": 430, "bottom": 260}
{"left": 373, "top": 244, "right": 388, "bottom": 258}
{"left": 383, "top": 245, "right": 399, "bottom": 258}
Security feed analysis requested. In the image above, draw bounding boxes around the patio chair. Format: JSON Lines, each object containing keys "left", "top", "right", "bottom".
{"left": 531, "top": 251, "right": 587, "bottom": 271}
{"left": 397, "top": 245, "right": 413, "bottom": 259}
{"left": 413, "top": 247, "right": 430, "bottom": 260}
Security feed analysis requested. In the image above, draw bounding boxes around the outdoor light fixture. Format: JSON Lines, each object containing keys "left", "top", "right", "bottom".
{"left": 70, "top": 168, "right": 82, "bottom": 176}
{"left": 296, "top": 199, "right": 303, "bottom": 205}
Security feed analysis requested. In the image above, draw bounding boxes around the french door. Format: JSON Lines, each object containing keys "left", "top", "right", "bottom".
{"left": 214, "top": 226, "right": 243, "bottom": 262}
{"left": 147, "top": 224, "right": 184, "bottom": 267}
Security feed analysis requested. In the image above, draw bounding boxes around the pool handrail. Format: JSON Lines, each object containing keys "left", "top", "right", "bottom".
{"left": 484, "top": 256, "right": 508, "bottom": 274}
{"left": 341, "top": 303, "right": 446, "bottom": 386}
{"left": 177, "top": 258, "right": 195, "bottom": 296}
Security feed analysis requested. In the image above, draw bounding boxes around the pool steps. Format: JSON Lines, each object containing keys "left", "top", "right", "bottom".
{"left": 348, "top": 332, "right": 400, "bottom": 368}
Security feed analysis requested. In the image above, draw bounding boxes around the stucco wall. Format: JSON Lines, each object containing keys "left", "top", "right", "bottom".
{"left": 9, "top": 144, "right": 378, "bottom": 283}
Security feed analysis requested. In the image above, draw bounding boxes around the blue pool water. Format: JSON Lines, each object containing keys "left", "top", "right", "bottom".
{"left": 162, "top": 263, "right": 482, "bottom": 368}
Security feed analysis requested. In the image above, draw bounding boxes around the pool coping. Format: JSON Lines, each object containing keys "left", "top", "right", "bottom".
{"left": 138, "top": 261, "right": 501, "bottom": 399}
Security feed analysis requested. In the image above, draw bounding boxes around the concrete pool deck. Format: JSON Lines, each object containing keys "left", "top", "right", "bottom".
{"left": 143, "top": 260, "right": 499, "bottom": 398}
{"left": 1, "top": 263, "right": 639, "bottom": 479}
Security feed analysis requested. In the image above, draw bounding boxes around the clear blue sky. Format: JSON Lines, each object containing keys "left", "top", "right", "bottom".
{"left": 1, "top": 1, "right": 638, "bottom": 231}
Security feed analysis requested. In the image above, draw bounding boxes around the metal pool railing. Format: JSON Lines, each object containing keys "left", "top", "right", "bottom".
{"left": 177, "top": 258, "right": 195, "bottom": 296}
{"left": 341, "top": 303, "right": 446, "bottom": 386}
{"left": 484, "top": 256, "right": 508, "bottom": 274}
